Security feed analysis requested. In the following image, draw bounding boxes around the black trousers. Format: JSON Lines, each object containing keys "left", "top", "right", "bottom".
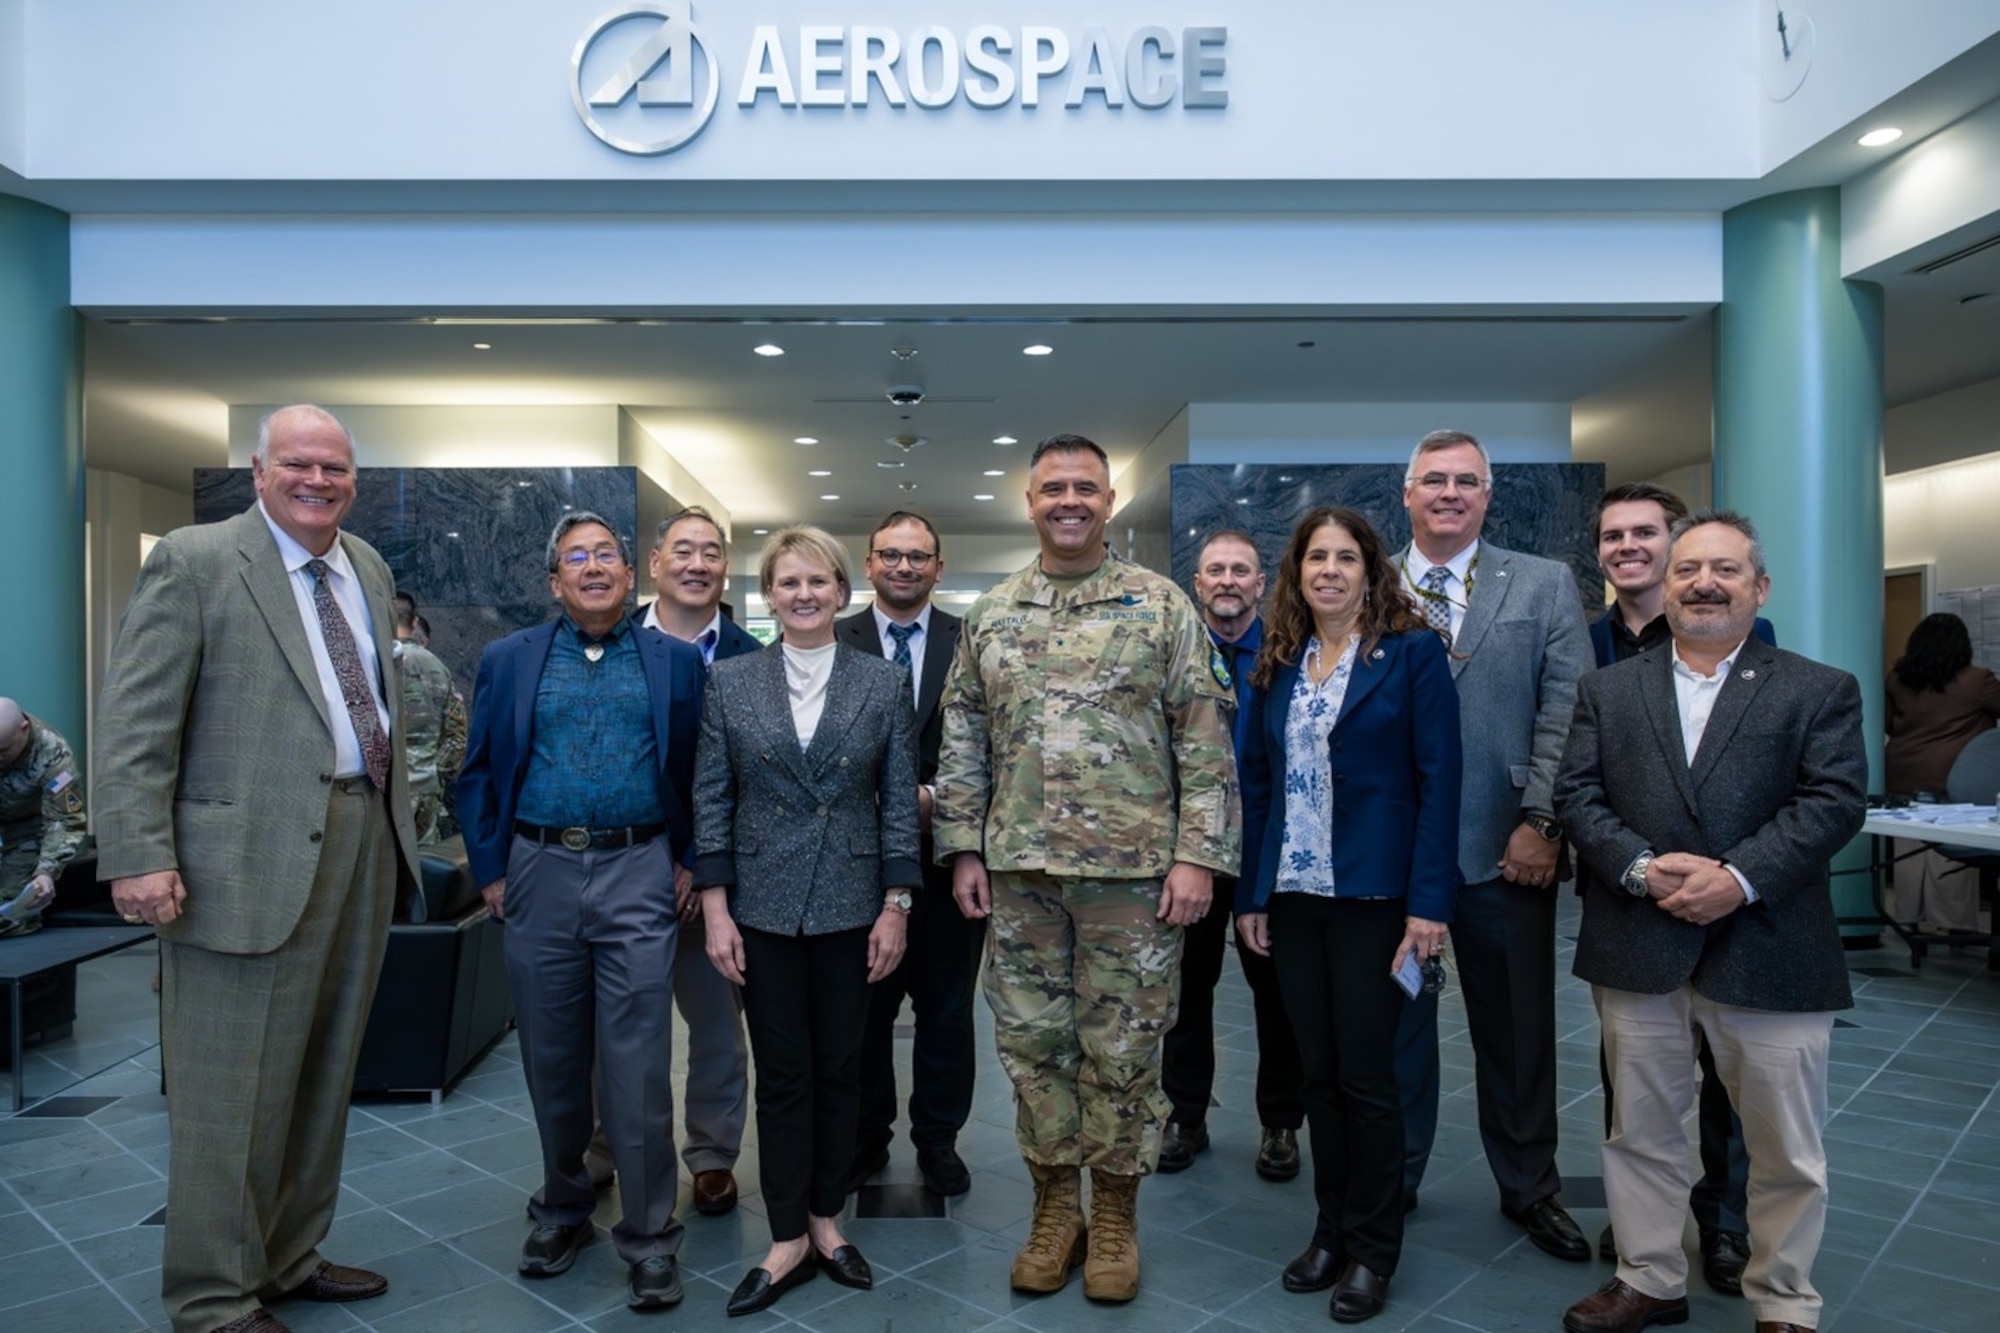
{"left": 1163, "top": 875, "right": 1305, "bottom": 1129}
{"left": 1270, "top": 894, "right": 1407, "bottom": 1278}
{"left": 1397, "top": 876, "right": 1561, "bottom": 1211}
{"left": 1600, "top": 1031, "right": 1749, "bottom": 1235}
{"left": 858, "top": 863, "right": 987, "bottom": 1154}
{"left": 739, "top": 924, "right": 871, "bottom": 1240}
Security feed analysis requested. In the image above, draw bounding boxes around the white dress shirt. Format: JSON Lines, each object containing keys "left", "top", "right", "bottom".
{"left": 258, "top": 502, "right": 390, "bottom": 780}
{"left": 1400, "top": 539, "right": 1480, "bottom": 642}
{"left": 871, "top": 602, "right": 932, "bottom": 709}
{"left": 1669, "top": 636, "right": 1759, "bottom": 902}
{"left": 642, "top": 602, "right": 724, "bottom": 664}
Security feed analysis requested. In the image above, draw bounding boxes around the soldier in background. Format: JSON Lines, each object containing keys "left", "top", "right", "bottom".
{"left": 393, "top": 593, "right": 468, "bottom": 845}
{"left": 935, "top": 434, "right": 1239, "bottom": 1303}
{"left": 0, "top": 698, "right": 87, "bottom": 936}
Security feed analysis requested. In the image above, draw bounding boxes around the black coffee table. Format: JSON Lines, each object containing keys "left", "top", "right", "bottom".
{"left": 0, "top": 925, "right": 154, "bottom": 1110}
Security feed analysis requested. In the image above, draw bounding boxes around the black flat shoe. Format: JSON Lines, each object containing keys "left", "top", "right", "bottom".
{"left": 1330, "top": 1260, "right": 1390, "bottom": 1324}
{"left": 1281, "top": 1242, "right": 1342, "bottom": 1293}
{"left": 818, "top": 1244, "right": 874, "bottom": 1290}
{"left": 725, "top": 1259, "right": 818, "bottom": 1317}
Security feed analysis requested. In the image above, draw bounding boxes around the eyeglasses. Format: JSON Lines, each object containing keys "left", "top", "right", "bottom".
{"left": 1410, "top": 472, "right": 1487, "bottom": 494}
{"left": 559, "top": 545, "right": 625, "bottom": 569}
{"left": 870, "top": 548, "right": 936, "bottom": 569}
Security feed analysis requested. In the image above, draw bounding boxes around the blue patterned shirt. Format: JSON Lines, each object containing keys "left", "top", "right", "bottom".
{"left": 516, "top": 614, "right": 664, "bottom": 829}
{"left": 1274, "top": 635, "right": 1358, "bottom": 899}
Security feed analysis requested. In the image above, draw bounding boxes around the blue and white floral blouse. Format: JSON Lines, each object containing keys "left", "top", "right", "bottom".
{"left": 1274, "top": 634, "right": 1359, "bottom": 899}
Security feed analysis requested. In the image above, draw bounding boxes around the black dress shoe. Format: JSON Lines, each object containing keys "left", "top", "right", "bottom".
{"left": 1281, "top": 1243, "right": 1342, "bottom": 1293}
{"left": 627, "top": 1256, "right": 684, "bottom": 1310}
{"left": 1329, "top": 1260, "right": 1390, "bottom": 1324}
{"left": 918, "top": 1145, "right": 972, "bottom": 1196}
{"left": 844, "top": 1141, "right": 891, "bottom": 1194}
{"left": 818, "top": 1243, "right": 874, "bottom": 1290}
{"left": 1256, "top": 1127, "right": 1301, "bottom": 1182}
{"left": 518, "top": 1221, "right": 593, "bottom": 1277}
{"left": 1158, "top": 1121, "right": 1209, "bottom": 1173}
{"left": 725, "top": 1259, "right": 818, "bottom": 1317}
{"left": 1700, "top": 1229, "right": 1749, "bottom": 1296}
{"left": 1503, "top": 1197, "right": 1590, "bottom": 1262}
{"left": 1598, "top": 1224, "right": 1618, "bottom": 1262}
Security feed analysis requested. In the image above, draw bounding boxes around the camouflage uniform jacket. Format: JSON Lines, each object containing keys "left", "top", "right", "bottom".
{"left": 0, "top": 714, "right": 87, "bottom": 879}
{"left": 934, "top": 552, "right": 1240, "bottom": 879}
{"left": 394, "top": 641, "right": 467, "bottom": 795}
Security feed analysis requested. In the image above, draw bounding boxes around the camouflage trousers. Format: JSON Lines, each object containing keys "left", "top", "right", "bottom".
{"left": 984, "top": 870, "right": 1183, "bottom": 1174}
{"left": 412, "top": 790, "right": 442, "bottom": 846}
{"left": 0, "top": 846, "right": 47, "bottom": 924}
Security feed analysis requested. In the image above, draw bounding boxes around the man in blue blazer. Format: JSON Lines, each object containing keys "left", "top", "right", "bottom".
{"left": 1395, "top": 430, "right": 1595, "bottom": 1262}
{"left": 457, "top": 512, "right": 705, "bottom": 1312}
{"left": 1588, "top": 482, "right": 1772, "bottom": 1292}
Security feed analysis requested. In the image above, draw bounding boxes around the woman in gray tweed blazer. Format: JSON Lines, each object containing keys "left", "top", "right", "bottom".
{"left": 692, "top": 524, "right": 922, "bottom": 1317}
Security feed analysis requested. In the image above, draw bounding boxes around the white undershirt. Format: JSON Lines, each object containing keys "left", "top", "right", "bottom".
{"left": 783, "top": 641, "right": 838, "bottom": 746}
{"left": 1667, "top": 636, "right": 1759, "bottom": 902}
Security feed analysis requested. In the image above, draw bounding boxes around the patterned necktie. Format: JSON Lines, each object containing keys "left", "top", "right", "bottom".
{"left": 698, "top": 627, "right": 718, "bottom": 665}
{"left": 307, "top": 558, "right": 392, "bottom": 789}
{"left": 886, "top": 622, "right": 917, "bottom": 677}
{"left": 1420, "top": 565, "right": 1455, "bottom": 645}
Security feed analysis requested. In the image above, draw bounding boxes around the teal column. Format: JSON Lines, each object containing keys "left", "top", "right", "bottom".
{"left": 0, "top": 196, "right": 85, "bottom": 752}
{"left": 1714, "top": 186, "right": 1884, "bottom": 939}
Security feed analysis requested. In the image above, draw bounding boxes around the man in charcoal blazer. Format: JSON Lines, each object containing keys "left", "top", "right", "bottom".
{"left": 835, "top": 510, "right": 982, "bottom": 1197}
{"left": 95, "top": 405, "right": 421, "bottom": 1333}
{"left": 1555, "top": 511, "right": 1866, "bottom": 1333}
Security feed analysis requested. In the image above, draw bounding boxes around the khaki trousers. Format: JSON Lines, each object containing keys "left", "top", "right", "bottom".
{"left": 1595, "top": 984, "right": 1833, "bottom": 1329}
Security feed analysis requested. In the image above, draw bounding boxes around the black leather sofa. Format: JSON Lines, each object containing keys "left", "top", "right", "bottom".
{"left": 351, "top": 836, "right": 512, "bottom": 1101}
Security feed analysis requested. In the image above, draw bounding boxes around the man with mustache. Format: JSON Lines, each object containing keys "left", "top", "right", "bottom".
{"left": 1556, "top": 511, "right": 1864, "bottom": 1333}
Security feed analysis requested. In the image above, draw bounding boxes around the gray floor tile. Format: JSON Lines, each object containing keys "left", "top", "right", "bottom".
{"left": 373, "top": 1276, "right": 577, "bottom": 1332}
{"left": 0, "top": 1281, "right": 150, "bottom": 1332}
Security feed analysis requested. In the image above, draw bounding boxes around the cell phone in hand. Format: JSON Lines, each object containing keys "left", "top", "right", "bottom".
{"left": 1394, "top": 950, "right": 1424, "bottom": 999}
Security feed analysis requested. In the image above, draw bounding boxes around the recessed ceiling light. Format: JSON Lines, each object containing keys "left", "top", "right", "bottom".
{"left": 877, "top": 460, "right": 906, "bottom": 469}
{"left": 820, "top": 494, "right": 840, "bottom": 501}
{"left": 753, "top": 528, "right": 769, "bottom": 535}
{"left": 1296, "top": 340, "right": 1315, "bottom": 349}
{"left": 973, "top": 493, "right": 995, "bottom": 501}
{"left": 809, "top": 470, "right": 832, "bottom": 477}
{"left": 794, "top": 436, "right": 819, "bottom": 445}
{"left": 471, "top": 342, "right": 491, "bottom": 351}
{"left": 897, "top": 482, "right": 917, "bottom": 492}
{"left": 754, "top": 343, "right": 786, "bottom": 357}
{"left": 1022, "top": 344, "right": 1053, "bottom": 356}
{"left": 983, "top": 469, "right": 1005, "bottom": 476}
{"left": 993, "top": 435, "right": 1018, "bottom": 445}
{"left": 1857, "top": 127, "right": 1903, "bottom": 147}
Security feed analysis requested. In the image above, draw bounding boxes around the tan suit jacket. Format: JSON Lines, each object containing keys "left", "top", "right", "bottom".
{"left": 94, "top": 504, "right": 420, "bottom": 953}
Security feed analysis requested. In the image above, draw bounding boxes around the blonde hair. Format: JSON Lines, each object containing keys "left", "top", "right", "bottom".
{"left": 757, "top": 525, "right": 853, "bottom": 608}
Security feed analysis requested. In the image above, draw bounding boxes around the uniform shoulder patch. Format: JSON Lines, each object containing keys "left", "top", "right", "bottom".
{"left": 1210, "top": 647, "right": 1232, "bottom": 690}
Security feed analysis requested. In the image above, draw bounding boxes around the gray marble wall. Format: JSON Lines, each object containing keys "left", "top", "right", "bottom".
{"left": 1115, "top": 462, "right": 1606, "bottom": 604}
{"left": 195, "top": 467, "right": 640, "bottom": 694}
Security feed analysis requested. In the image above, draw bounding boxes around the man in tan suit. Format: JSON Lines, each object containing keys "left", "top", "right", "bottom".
{"left": 95, "top": 404, "right": 420, "bottom": 1333}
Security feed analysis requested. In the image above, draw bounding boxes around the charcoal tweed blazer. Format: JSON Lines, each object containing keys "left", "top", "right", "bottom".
{"left": 93, "top": 505, "right": 422, "bottom": 954}
{"left": 691, "top": 641, "right": 922, "bottom": 935}
{"left": 1555, "top": 637, "right": 1867, "bottom": 1012}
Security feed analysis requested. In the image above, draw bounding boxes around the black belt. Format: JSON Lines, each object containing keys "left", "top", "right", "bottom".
{"left": 514, "top": 820, "right": 665, "bottom": 852}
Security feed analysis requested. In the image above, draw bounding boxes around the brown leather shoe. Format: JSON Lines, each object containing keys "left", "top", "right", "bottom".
{"left": 1753, "top": 1324, "right": 1814, "bottom": 1333}
{"left": 1561, "top": 1278, "right": 1689, "bottom": 1333}
{"left": 287, "top": 1260, "right": 388, "bottom": 1302}
{"left": 213, "top": 1310, "right": 291, "bottom": 1333}
{"left": 692, "top": 1168, "right": 739, "bottom": 1216}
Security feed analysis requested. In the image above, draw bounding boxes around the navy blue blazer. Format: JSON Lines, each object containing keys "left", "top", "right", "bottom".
{"left": 1589, "top": 610, "right": 1775, "bottom": 671}
{"left": 1238, "top": 629, "right": 1464, "bottom": 923}
{"left": 457, "top": 618, "right": 706, "bottom": 889}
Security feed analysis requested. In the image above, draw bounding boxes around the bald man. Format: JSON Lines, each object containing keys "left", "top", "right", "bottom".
{"left": 0, "top": 698, "right": 86, "bottom": 937}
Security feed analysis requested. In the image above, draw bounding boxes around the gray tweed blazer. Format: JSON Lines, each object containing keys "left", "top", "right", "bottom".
{"left": 691, "top": 640, "right": 921, "bottom": 935}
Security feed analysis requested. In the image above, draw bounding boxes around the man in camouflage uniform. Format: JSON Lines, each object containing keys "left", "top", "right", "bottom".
{"left": 0, "top": 698, "right": 87, "bottom": 937}
{"left": 935, "top": 434, "right": 1239, "bottom": 1302}
{"left": 394, "top": 595, "right": 467, "bottom": 844}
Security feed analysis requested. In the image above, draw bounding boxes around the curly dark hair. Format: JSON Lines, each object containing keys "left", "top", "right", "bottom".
{"left": 1893, "top": 612, "right": 1974, "bottom": 694}
{"left": 1254, "top": 506, "right": 1434, "bottom": 688}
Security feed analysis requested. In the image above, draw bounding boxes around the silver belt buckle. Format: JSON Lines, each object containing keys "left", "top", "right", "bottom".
{"left": 560, "top": 827, "right": 593, "bottom": 852}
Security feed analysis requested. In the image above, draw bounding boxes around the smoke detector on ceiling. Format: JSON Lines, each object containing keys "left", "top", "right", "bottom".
{"left": 886, "top": 384, "right": 926, "bottom": 406}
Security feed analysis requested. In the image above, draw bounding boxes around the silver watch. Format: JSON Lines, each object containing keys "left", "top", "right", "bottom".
{"left": 1622, "top": 851, "right": 1655, "bottom": 897}
{"left": 884, "top": 890, "right": 914, "bottom": 914}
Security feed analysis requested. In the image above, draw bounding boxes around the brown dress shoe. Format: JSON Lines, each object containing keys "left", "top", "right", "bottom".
{"left": 287, "top": 1260, "right": 388, "bottom": 1302}
{"left": 1561, "top": 1278, "right": 1689, "bottom": 1333}
{"left": 692, "top": 1168, "right": 739, "bottom": 1216}
{"left": 213, "top": 1310, "right": 291, "bottom": 1333}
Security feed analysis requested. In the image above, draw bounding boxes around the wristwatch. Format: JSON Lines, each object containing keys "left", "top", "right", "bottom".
{"left": 1522, "top": 813, "right": 1563, "bottom": 842}
{"left": 1622, "top": 851, "right": 1655, "bottom": 897}
{"left": 884, "top": 890, "right": 914, "bottom": 914}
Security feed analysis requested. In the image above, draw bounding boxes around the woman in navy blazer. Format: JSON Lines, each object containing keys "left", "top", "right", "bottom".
{"left": 1235, "top": 506, "right": 1462, "bottom": 1323}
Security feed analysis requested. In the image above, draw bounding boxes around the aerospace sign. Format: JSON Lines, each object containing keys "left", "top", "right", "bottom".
{"left": 571, "top": 3, "right": 1230, "bottom": 155}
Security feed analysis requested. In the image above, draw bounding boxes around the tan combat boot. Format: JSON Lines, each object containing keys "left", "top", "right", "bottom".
{"left": 1083, "top": 1169, "right": 1141, "bottom": 1301}
{"left": 1010, "top": 1161, "right": 1087, "bottom": 1292}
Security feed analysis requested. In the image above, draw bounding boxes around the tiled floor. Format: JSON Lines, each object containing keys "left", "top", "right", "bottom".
{"left": 4, "top": 898, "right": 1997, "bottom": 1332}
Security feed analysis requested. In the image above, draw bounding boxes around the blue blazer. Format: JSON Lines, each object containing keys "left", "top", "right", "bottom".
{"left": 1589, "top": 610, "right": 1775, "bottom": 670}
{"left": 1238, "top": 628, "right": 1464, "bottom": 923}
{"left": 457, "top": 618, "right": 706, "bottom": 889}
